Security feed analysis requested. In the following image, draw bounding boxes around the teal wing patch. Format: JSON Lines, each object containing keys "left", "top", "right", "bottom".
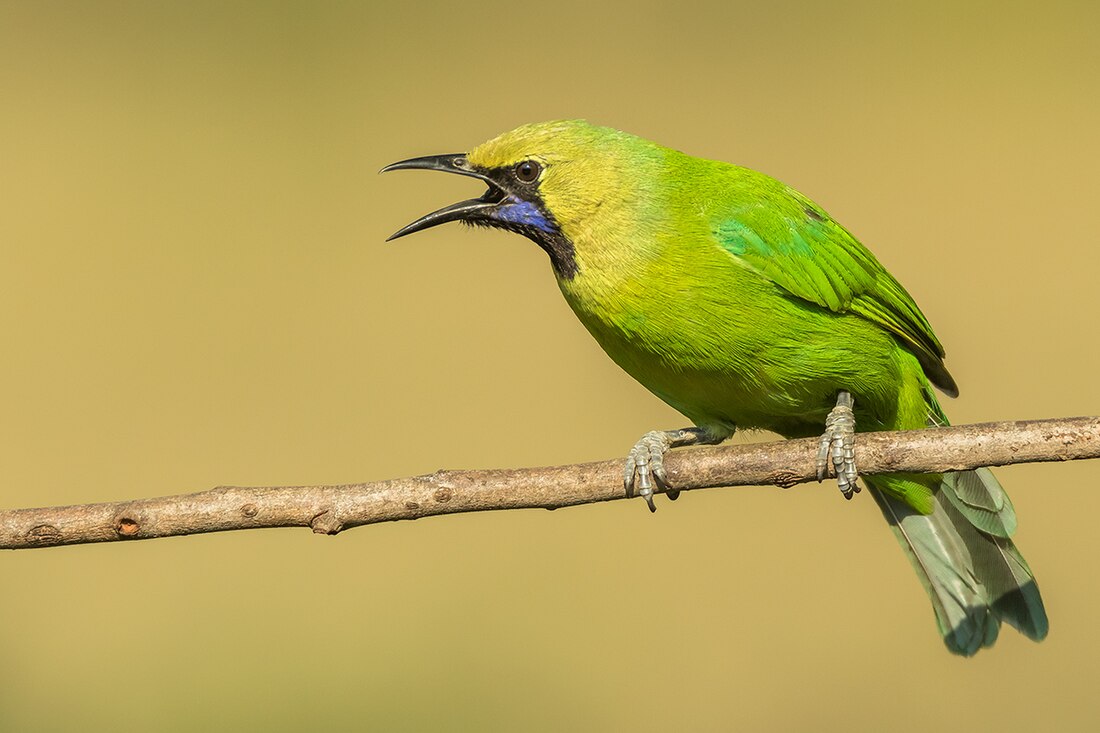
{"left": 711, "top": 184, "right": 957, "bottom": 396}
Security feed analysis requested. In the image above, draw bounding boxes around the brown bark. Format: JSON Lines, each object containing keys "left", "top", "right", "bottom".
{"left": 3, "top": 417, "right": 1097, "bottom": 550}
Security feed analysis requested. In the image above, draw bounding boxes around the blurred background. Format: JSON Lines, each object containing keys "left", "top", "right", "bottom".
{"left": 2, "top": 1, "right": 1098, "bottom": 730}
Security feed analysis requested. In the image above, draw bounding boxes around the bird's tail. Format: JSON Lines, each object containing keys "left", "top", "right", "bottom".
{"left": 866, "top": 468, "right": 1049, "bottom": 655}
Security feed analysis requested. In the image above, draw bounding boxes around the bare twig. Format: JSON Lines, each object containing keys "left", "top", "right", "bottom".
{"left": 2, "top": 416, "right": 1098, "bottom": 550}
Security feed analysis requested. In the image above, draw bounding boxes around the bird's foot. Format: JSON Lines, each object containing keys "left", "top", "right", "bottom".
{"left": 624, "top": 428, "right": 713, "bottom": 512}
{"left": 815, "top": 391, "right": 860, "bottom": 499}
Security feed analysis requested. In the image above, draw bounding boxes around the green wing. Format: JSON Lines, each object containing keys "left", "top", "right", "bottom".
{"left": 709, "top": 174, "right": 957, "bottom": 396}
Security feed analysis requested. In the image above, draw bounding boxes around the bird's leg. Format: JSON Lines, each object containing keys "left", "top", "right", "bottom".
{"left": 624, "top": 428, "right": 720, "bottom": 512}
{"left": 815, "top": 390, "right": 860, "bottom": 499}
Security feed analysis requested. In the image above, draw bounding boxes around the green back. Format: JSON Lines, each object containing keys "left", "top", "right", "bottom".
{"left": 699, "top": 162, "right": 958, "bottom": 397}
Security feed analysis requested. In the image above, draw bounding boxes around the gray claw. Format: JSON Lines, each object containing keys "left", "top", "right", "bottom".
{"left": 624, "top": 430, "right": 674, "bottom": 511}
{"left": 623, "top": 427, "right": 719, "bottom": 510}
{"left": 817, "top": 391, "right": 860, "bottom": 499}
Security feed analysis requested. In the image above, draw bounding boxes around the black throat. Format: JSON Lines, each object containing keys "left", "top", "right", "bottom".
{"left": 474, "top": 168, "right": 579, "bottom": 280}
{"left": 487, "top": 219, "right": 577, "bottom": 280}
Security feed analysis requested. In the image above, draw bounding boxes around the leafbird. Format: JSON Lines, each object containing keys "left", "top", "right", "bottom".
{"left": 383, "top": 120, "right": 1048, "bottom": 655}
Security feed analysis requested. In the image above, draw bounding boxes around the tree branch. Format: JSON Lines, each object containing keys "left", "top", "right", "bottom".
{"left": 3, "top": 416, "right": 1098, "bottom": 550}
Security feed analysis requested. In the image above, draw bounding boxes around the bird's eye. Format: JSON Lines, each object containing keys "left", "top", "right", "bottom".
{"left": 514, "top": 160, "right": 541, "bottom": 183}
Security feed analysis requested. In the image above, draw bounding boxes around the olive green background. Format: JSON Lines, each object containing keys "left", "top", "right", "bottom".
{"left": 2, "top": 2, "right": 1098, "bottom": 731}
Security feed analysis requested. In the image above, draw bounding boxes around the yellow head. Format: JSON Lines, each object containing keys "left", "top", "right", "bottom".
{"left": 383, "top": 120, "right": 667, "bottom": 279}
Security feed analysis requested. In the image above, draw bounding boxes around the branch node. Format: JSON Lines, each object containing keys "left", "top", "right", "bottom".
{"left": 310, "top": 510, "right": 342, "bottom": 535}
{"left": 116, "top": 517, "right": 140, "bottom": 537}
{"left": 27, "top": 524, "right": 62, "bottom": 544}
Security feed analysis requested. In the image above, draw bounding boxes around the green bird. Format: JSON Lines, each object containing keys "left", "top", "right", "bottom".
{"left": 383, "top": 120, "right": 1048, "bottom": 656}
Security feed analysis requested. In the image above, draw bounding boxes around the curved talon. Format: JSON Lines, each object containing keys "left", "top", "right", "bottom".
{"left": 652, "top": 457, "right": 677, "bottom": 500}
{"left": 623, "top": 456, "right": 637, "bottom": 498}
{"left": 652, "top": 463, "right": 668, "bottom": 488}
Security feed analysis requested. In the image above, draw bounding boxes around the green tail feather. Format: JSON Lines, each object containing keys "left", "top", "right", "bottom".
{"left": 868, "top": 471, "right": 1048, "bottom": 656}
{"left": 941, "top": 468, "right": 1017, "bottom": 537}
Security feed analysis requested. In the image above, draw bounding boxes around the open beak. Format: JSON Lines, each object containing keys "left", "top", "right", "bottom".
{"left": 380, "top": 154, "right": 503, "bottom": 241}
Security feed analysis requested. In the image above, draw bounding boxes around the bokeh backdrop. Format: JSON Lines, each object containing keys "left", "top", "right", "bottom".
{"left": 2, "top": 1, "right": 1099, "bottom": 731}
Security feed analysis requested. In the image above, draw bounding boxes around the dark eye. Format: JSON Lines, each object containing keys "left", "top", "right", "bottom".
{"left": 514, "top": 160, "right": 541, "bottom": 183}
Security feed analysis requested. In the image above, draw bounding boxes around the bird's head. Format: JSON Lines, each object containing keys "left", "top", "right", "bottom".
{"left": 383, "top": 120, "right": 662, "bottom": 279}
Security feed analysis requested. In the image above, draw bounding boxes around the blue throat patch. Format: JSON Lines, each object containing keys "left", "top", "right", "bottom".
{"left": 494, "top": 197, "right": 556, "bottom": 233}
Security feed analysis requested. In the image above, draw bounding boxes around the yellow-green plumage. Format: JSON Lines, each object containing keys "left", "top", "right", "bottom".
{"left": 470, "top": 122, "right": 943, "bottom": 509}
{"left": 387, "top": 119, "right": 1048, "bottom": 655}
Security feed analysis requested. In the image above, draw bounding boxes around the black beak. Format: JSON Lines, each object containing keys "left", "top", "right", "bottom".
{"left": 381, "top": 154, "right": 502, "bottom": 241}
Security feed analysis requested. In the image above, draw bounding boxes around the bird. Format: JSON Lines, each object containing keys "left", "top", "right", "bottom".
{"left": 382, "top": 120, "right": 1048, "bottom": 656}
